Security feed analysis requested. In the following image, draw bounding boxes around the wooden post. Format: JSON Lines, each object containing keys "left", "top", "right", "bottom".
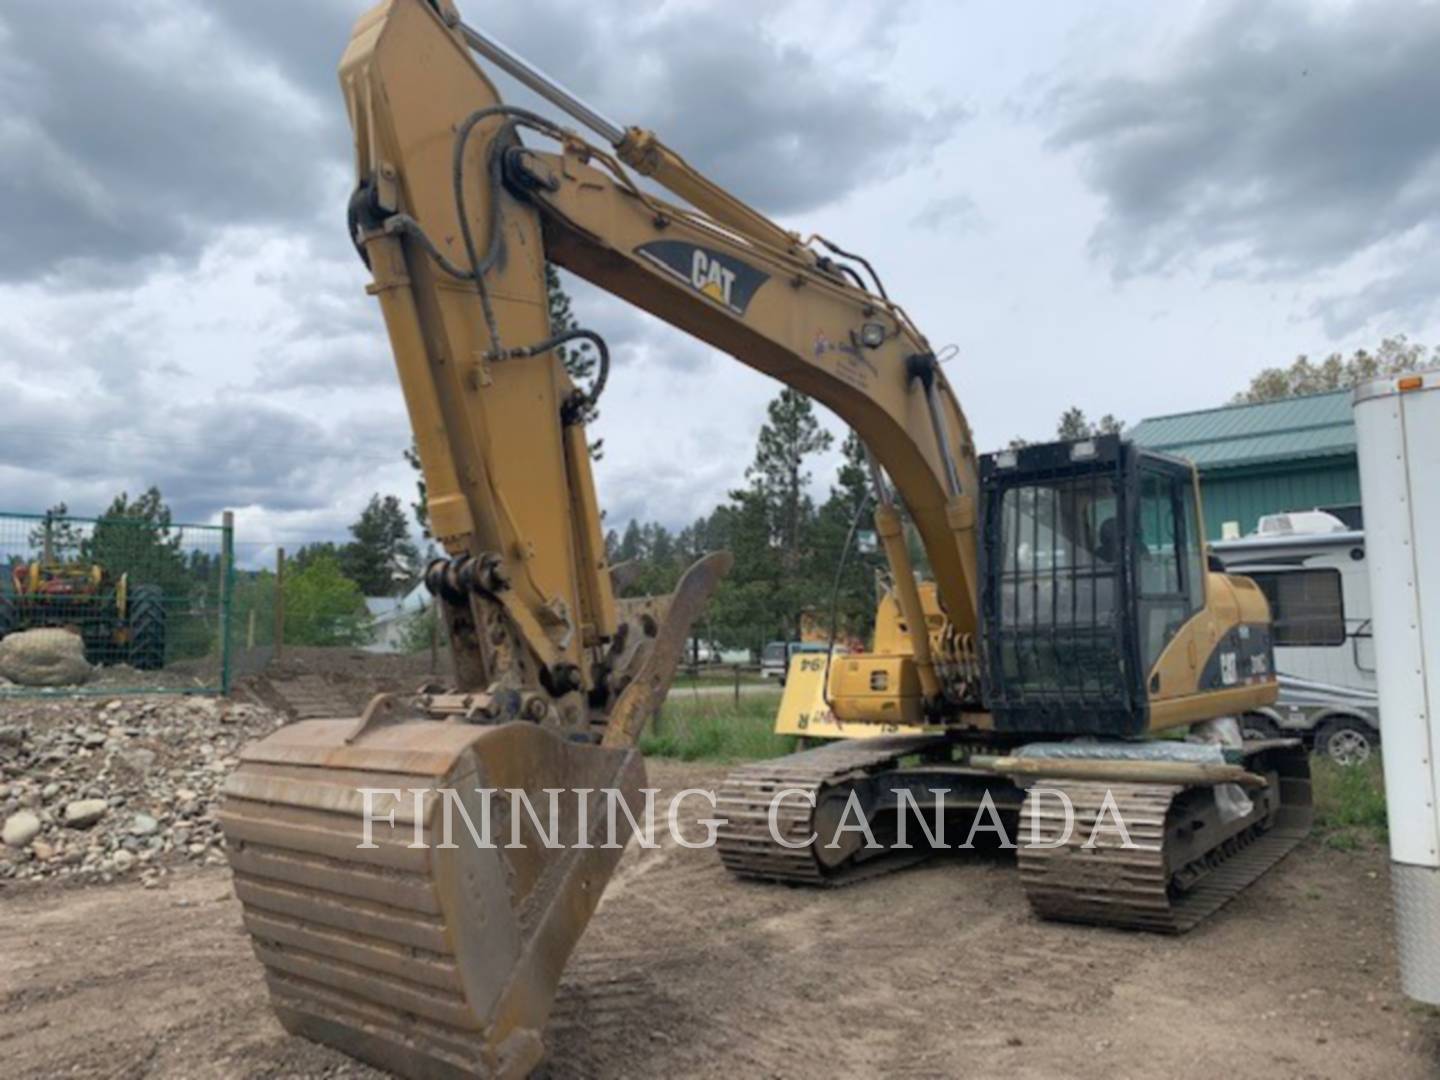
{"left": 733, "top": 662, "right": 740, "bottom": 706}
{"left": 219, "top": 510, "right": 234, "bottom": 694}
{"left": 246, "top": 608, "right": 256, "bottom": 649}
{"left": 275, "top": 547, "right": 286, "bottom": 660}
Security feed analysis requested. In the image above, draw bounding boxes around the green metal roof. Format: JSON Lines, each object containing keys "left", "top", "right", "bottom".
{"left": 1129, "top": 389, "right": 1356, "bottom": 470}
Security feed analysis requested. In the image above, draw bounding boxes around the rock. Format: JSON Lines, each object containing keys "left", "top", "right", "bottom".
{"left": 2, "top": 810, "right": 41, "bottom": 848}
{"left": 116, "top": 748, "right": 156, "bottom": 776}
{"left": 41, "top": 782, "right": 60, "bottom": 801}
{"left": 0, "top": 628, "right": 92, "bottom": 687}
{"left": 63, "top": 799, "right": 108, "bottom": 829}
{"left": 129, "top": 813, "right": 159, "bottom": 837}
{"left": 81, "top": 730, "right": 106, "bottom": 748}
{"left": 112, "top": 849, "right": 137, "bottom": 873}
{"left": 31, "top": 840, "right": 55, "bottom": 861}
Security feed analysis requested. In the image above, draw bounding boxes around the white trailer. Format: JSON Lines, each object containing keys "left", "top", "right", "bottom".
{"left": 1353, "top": 368, "right": 1440, "bottom": 1006}
{"left": 1211, "top": 521, "right": 1379, "bottom": 764}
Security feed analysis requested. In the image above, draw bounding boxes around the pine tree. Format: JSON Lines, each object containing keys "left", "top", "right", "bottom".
{"left": 547, "top": 263, "right": 604, "bottom": 459}
{"left": 812, "top": 432, "right": 879, "bottom": 640}
{"left": 402, "top": 440, "right": 429, "bottom": 538}
{"left": 727, "top": 388, "right": 835, "bottom": 643}
{"left": 340, "top": 495, "right": 420, "bottom": 596}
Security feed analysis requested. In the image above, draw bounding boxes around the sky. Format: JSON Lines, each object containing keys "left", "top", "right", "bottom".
{"left": 1, "top": 0, "right": 1436, "bottom": 566}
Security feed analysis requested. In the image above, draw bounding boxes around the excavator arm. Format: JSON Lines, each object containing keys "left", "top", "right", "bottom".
{"left": 341, "top": 0, "right": 984, "bottom": 724}
{"left": 222, "top": 5, "right": 985, "bottom": 1077}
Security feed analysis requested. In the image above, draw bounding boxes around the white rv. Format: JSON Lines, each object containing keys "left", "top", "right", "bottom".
{"left": 1211, "top": 511, "right": 1379, "bottom": 765}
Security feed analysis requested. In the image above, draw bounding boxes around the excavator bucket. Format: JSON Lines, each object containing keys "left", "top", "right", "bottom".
{"left": 219, "top": 718, "right": 644, "bottom": 1080}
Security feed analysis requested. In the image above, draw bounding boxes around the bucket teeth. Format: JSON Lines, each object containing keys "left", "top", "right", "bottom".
{"left": 221, "top": 718, "right": 644, "bottom": 1079}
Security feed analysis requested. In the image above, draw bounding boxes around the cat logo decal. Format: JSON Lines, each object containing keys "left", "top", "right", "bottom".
{"left": 635, "top": 240, "right": 769, "bottom": 315}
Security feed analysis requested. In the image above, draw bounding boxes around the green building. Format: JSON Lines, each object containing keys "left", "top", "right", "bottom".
{"left": 1129, "top": 389, "right": 1360, "bottom": 541}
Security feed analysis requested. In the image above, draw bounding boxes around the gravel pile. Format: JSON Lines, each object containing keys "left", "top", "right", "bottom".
{"left": 0, "top": 694, "right": 286, "bottom": 888}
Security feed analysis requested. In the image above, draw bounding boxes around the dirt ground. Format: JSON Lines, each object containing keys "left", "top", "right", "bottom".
{"left": 2, "top": 759, "right": 1436, "bottom": 1080}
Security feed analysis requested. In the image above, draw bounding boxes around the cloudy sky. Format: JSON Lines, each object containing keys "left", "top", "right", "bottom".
{"left": 1, "top": 0, "right": 1436, "bottom": 566}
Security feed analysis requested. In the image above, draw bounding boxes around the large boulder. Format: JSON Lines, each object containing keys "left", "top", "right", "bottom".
{"left": 0, "top": 628, "right": 92, "bottom": 687}
{"left": 2, "top": 810, "right": 41, "bottom": 848}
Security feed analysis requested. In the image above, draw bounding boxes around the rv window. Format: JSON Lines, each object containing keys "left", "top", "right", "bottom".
{"left": 1249, "top": 569, "right": 1345, "bottom": 647}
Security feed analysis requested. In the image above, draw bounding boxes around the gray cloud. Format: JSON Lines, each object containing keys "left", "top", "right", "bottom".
{"left": 0, "top": 2, "right": 349, "bottom": 282}
{"left": 483, "top": 0, "right": 964, "bottom": 216}
{"left": 0, "top": 0, "right": 962, "bottom": 279}
{"left": 0, "top": 378, "right": 406, "bottom": 525}
{"left": 1047, "top": 0, "right": 1440, "bottom": 330}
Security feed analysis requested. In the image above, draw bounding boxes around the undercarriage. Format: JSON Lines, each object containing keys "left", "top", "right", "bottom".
{"left": 716, "top": 735, "right": 1313, "bottom": 935}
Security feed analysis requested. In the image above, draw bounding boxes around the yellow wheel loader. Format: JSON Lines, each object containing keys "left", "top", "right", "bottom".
{"left": 220, "top": 3, "right": 1311, "bottom": 1075}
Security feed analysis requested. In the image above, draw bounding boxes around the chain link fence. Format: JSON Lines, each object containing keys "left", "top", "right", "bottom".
{"left": 0, "top": 510, "right": 233, "bottom": 696}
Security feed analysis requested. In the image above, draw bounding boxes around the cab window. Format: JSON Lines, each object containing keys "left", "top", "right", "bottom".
{"left": 1135, "top": 467, "right": 1200, "bottom": 673}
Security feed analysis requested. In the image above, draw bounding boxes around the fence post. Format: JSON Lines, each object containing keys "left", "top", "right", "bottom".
{"left": 734, "top": 663, "right": 740, "bottom": 706}
{"left": 275, "top": 547, "right": 286, "bottom": 661}
{"left": 247, "top": 608, "right": 256, "bottom": 649}
{"left": 219, "top": 510, "right": 234, "bottom": 695}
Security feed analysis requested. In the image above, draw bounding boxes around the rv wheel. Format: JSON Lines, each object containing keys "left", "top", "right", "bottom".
{"left": 1316, "top": 718, "right": 1377, "bottom": 768}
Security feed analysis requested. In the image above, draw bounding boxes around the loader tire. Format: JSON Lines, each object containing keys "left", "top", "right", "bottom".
{"left": 128, "top": 585, "right": 166, "bottom": 671}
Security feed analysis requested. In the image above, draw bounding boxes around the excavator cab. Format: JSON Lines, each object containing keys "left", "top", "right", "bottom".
{"left": 979, "top": 435, "right": 1271, "bottom": 735}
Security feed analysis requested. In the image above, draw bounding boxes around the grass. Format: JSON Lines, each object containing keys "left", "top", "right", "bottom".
{"left": 670, "top": 668, "right": 769, "bottom": 691}
{"left": 1311, "top": 755, "right": 1388, "bottom": 850}
{"left": 639, "top": 692, "right": 792, "bottom": 763}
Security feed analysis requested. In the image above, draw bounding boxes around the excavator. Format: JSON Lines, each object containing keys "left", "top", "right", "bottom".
{"left": 218, "top": 2, "right": 1314, "bottom": 1076}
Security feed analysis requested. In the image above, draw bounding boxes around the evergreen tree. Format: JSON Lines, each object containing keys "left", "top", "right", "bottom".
{"left": 28, "top": 502, "right": 84, "bottom": 561}
{"left": 403, "top": 440, "right": 429, "bottom": 538}
{"left": 812, "top": 432, "right": 879, "bottom": 641}
{"left": 547, "top": 263, "right": 604, "bottom": 459}
{"left": 84, "top": 487, "right": 187, "bottom": 590}
{"left": 724, "top": 388, "right": 835, "bottom": 644}
{"left": 339, "top": 495, "right": 419, "bottom": 596}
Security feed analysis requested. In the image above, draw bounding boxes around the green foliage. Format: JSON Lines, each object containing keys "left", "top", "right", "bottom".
{"left": 84, "top": 488, "right": 214, "bottom": 662}
{"left": 639, "top": 694, "right": 792, "bottom": 762}
{"left": 282, "top": 554, "right": 372, "bottom": 647}
{"left": 1234, "top": 335, "right": 1431, "bottom": 403}
{"left": 1012, "top": 408, "right": 1124, "bottom": 449}
{"left": 403, "top": 440, "right": 430, "bottom": 539}
{"left": 85, "top": 488, "right": 187, "bottom": 586}
{"left": 29, "top": 503, "right": 84, "bottom": 560}
{"left": 394, "top": 603, "right": 441, "bottom": 655}
{"left": 610, "top": 394, "right": 882, "bottom": 655}
{"left": 808, "top": 432, "right": 881, "bottom": 641}
{"left": 339, "top": 494, "right": 420, "bottom": 597}
{"left": 231, "top": 569, "right": 278, "bottom": 647}
{"left": 1313, "top": 756, "right": 1388, "bottom": 840}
